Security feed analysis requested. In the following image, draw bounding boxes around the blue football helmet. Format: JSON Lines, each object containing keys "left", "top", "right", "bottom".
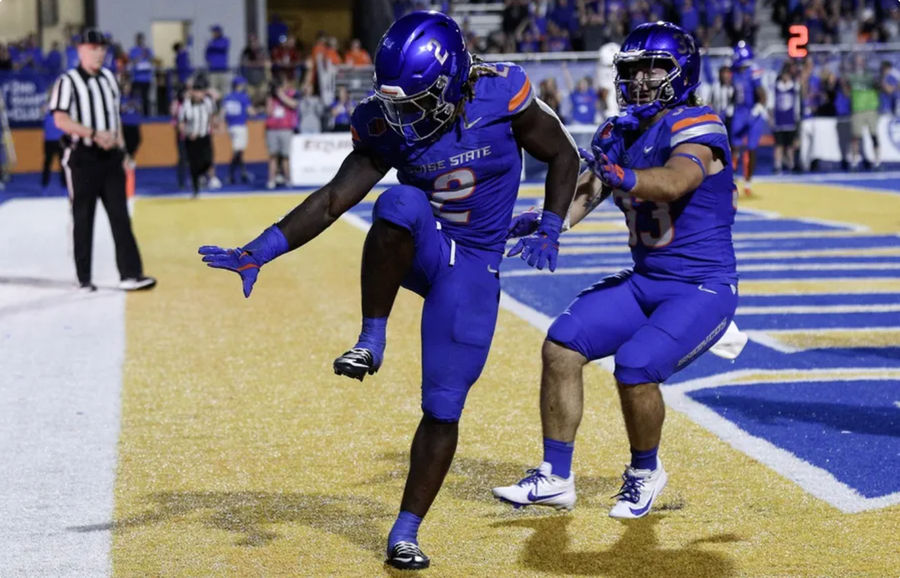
{"left": 732, "top": 40, "right": 753, "bottom": 68}
{"left": 373, "top": 11, "right": 471, "bottom": 142}
{"left": 613, "top": 21, "right": 700, "bottom": 121}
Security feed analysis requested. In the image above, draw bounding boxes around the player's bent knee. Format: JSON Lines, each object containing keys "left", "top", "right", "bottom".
{"left": 547, "top": 312, "right": 591, "bottom": 360}
{"left": 615, "top": 340, "right": 666, "bottom": 386}
{"left": 372, "top": 185, "right": 430, "bottom": 231}
{"left": 421, "top": 388, "right": 467, "bottom": 423}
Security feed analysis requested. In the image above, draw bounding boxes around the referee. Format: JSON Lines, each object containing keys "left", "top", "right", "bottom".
{"left": 49, "top": 28, "right": 155, "bottom": 292}
{"left": 178, "top": 75, "right": 220, "bottom": 198}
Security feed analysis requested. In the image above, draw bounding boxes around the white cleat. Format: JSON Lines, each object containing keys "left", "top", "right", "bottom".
{"left": 609, "top": 460, "right": 668, "bottom": 519}
{"left": 492, "top": 462, "right": 576, "bottom": 511}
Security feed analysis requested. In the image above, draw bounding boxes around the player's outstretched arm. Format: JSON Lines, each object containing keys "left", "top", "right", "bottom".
{"left": 199, "top": 150, "right": 387, "bottom": 297}
{"left": 508, "top": 100, "right": 579, "bottom": 271}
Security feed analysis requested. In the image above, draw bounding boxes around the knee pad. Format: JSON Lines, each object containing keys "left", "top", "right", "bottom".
{"left": 547, "top": 312, "right": 591, "bottom": 359}
{"left": 372, "top": 185, "right": 430, "bottom": 232}
{"left": 614, "top": 336, "right": 666, "bottom": 386}
{"left": 421, "top": 386, "right": 467, "bottom": 423}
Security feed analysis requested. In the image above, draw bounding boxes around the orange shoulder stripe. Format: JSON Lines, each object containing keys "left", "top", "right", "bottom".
{"left": 508, "top": 79, "right": 533, "bottom": 112}
{"left": 671, "top": 113, "right": 721, "bottom": 133}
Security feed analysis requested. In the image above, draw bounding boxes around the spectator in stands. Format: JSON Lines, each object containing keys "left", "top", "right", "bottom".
{"left": 206, "top": 25, "right": 231, "bottom": 96}
{"left": 0, "top": 44, "right": 12, "bottom": 71}
{"left": 267, "top": 14, "right": 289, "bottom": 51}
{"left": 241, "top": 33, "right": 269, "bottom": 108}
{"left": 120, "top": 79, "right": 143, "bottom": 160}
{"left": 578, "top": 0, "right": 607, "bottom": 51}
{"left": 223, "top": 76, "right": 256, "bottom": 184}
{"left": 848, "top": 53, "right": 881, "bottom": 170}
{"left": 65, "top": 35, "right": 79, "bottom": 69}
{"left": 879, "top": 60, "right": 898, "bottom": 117}
{"left": 298, "top": 83, "right": 325, "bottom": 134}
{"left": 568, "top": 75, "right": 597, "bottom": 125}
{"left": 545, "top": 20, "right": 572, "bottom": 51}
{"left": 45, "top": 41, "right": 63, "bottom": 75}
{"left": 271, "top": 35, "right": 301, "bottom": 80}
{"left": 710, "top": 64, "right": 735, "bottom": 135}
{"left": 129, "top": 33, "right": 155, "bottom": 116}
{"left": 102, "top": 34, "right": 120, "bottom": 73}
{"left": 833, "top": 63, "right": 853, "bottom": 172}
{"left": 171, "top": 79, "right": 191, "bottom": 190}
{"left": 330, "top": 86, "right": 354, "bottom": 132}
{"left": 174, "top": 41, "right": 192, "bottom": 85}
{"left": 773, "top": 62, "right": 800, "bottom": 174}
{"left": 344, "top": 39, "right": 372, "bottom": 67}
{"left": 679, "top": 0, "right": 701, "bottom": 36}
{"left": 798, "top": 56, "right": 821, "bottom": 172}
{"left": 265, "top": 76, "right": 299, "bottom": 189}
{"left": 41, "top": 106, "right": 64, "bottom": 190}
{"left": 548, "top": 0, "right": 578, "bottom": 35}
{"left": 539, "top": 76, "right": 563, "bottom": 118}
{"left": 503, "top": 0, "right": 531, "bottom": 50}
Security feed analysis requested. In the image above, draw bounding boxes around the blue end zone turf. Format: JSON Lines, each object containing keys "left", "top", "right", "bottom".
{"left": 688, "top": 379, "right": 900, "bottom": 498}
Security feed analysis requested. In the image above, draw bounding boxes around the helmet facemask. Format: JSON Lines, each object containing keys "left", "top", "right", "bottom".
{"left": 614, "top": 51, "right": 683, "bottom": 110}
{"left": 376, "top": 74, "right": 457, "bottom": 142}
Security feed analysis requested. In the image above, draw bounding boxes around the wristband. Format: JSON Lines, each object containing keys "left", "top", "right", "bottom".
{"left": 243, "top": 225, "right": 289, "bottom": 265}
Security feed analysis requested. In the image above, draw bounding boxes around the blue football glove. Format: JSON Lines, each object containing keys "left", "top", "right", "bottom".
{"left": 507, "top": 210, "right": 563, "bottom": 271}
{"left": 588, "top": 144, "right": 637, "bottom": 193}
{"left": 507, "top": 208, "right": 541, "bottom": 239}
{"left": 199, "top": 225, "right": 289, "bottom": 298}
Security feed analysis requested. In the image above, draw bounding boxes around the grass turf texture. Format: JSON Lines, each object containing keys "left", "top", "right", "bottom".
{"left": 112, "top": 185, "right": 899, "bottom": 575}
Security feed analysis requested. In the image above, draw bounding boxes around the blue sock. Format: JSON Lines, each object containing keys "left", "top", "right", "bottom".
{"left": 630, "top": 446, "right": 658, "bottom": 471}
{"left": 543, "top": 437, "right": 574, "bottom": 479}
{"left": 354, "top": 316, "right": 387, "bottom": 367}
{"left": 387, "top": 510, "right": 423, "bottom": 548}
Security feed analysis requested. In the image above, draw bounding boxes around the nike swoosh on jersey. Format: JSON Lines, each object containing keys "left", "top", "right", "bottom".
{"left": 698, "top": 284, "right": 718, "bottom": 294}
{"left": 643, "top": 146, "right": 654, "bottom": 153}
{"left": 464, "top": 116, "right": 483, "bottom": 129}
{"left": 527, "top": 489, "right": 565, "bottom": 502}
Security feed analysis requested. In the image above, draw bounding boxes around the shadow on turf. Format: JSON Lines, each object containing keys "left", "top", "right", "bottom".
{"left": 68, "top": 491, "right": 391, "bottom": 554}
{"left": 360, "top": 451, "right": 622, "bottom": 505}
{"left": 491, "top": 515, "right": 740, "bottom": 576}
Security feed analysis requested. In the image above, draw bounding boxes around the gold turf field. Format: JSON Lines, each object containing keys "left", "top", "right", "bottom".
{"left": 113, "top": 183, "right": 900, "bottom": 576}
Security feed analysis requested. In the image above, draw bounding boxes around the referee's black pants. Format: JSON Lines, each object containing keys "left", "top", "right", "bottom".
{"left": 64, "top": 147, "right": 144, "bottom": 285}
{"left": 185, "top": 135, "right": 213, "bottom": 195}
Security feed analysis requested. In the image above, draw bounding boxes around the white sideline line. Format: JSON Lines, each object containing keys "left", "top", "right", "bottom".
{"left": 663, "top": 370, "right": 900, "bottom": 513}
{"left": 738, "top": 304, "right": 900, "bottom": 314}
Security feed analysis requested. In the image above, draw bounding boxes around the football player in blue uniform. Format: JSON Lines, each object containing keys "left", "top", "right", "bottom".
{"left": 198, "top": 11, "right": 578, "bottom": 571}
{"left": 730, "top": 41, "right": 767, "bottom": 197}
{"left": 493, "top": 22, "right": 738, "bottom": 520}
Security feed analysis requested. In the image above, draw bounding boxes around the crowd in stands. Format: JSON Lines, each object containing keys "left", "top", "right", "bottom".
{"left": 773, "top": 0, "right": 900, "bottom": 45}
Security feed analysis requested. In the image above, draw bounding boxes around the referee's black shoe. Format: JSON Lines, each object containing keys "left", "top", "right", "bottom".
{"left": 386, "top": 541, "right": 430, "bottom": 570}
{"left": 119, "top": 276, "right": 157, "bottom": 291}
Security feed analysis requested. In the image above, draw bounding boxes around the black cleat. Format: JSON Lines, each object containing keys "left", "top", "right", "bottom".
{"left": 386, "top": 541, "right": 430, "bottom": 570}
{"left": 333, "top": 347, "right": 378, "bottom": 381}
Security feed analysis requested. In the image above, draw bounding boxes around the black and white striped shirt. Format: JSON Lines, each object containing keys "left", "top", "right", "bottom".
{"left": 48, "top": 66, "right": 120, "bottom": 148}
{"left": 179, "top": 96, "right": 216, "bottom": 138}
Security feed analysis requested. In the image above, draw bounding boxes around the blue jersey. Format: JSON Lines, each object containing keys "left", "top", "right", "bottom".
{"left": 592, "top": 105, "right": 737, "bottom": 283}
{"left": 223, "top": 91, "right": 251, "bottom": 126}
{"left": 570, "top": 89, "right": 597, "bottom": 124}
{"left": 351, "top": 62, "right": 534, "bottom": 252}
{"left": 732, "top": 64, "right": 762, "bottom": 111}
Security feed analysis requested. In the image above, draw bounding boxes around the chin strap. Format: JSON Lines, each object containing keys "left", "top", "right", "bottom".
{"left": 618, "top": 101, "right": 665, "bottom": 130}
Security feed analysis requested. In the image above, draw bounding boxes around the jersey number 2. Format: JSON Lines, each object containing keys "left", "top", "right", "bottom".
{"left": 431, "top": 168, "right": 475, "bottom": 223}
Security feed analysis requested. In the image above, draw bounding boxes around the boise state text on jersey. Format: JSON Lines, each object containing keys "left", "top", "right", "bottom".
{"left": 592, "top": 105, "right": 737, "bottom": 284}
{"left": 351, "top": 62, "right": 534, "bottom": 252}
